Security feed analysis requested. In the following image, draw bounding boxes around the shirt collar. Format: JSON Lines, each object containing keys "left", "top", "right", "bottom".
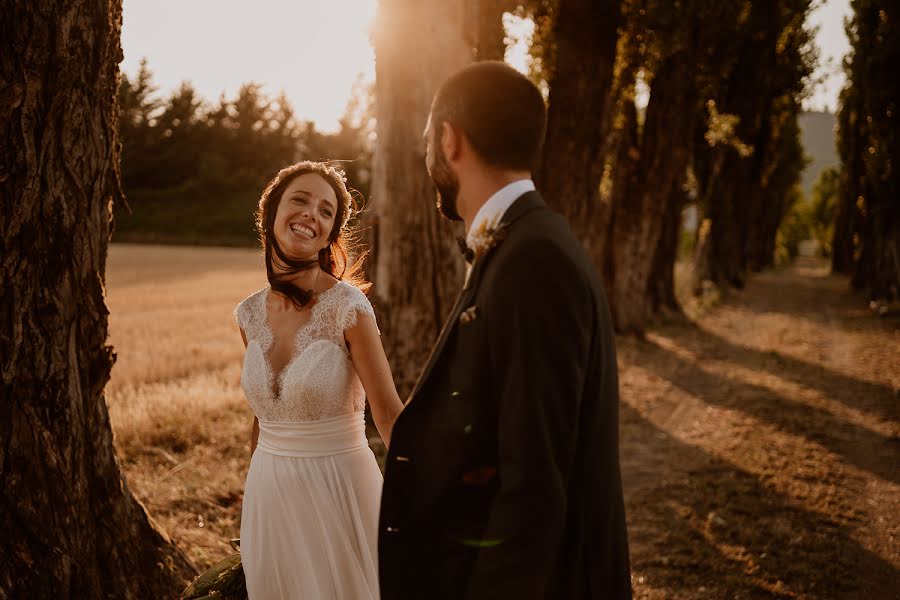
{"left": 466, "top": 179, "right": 536, "bottom": 246}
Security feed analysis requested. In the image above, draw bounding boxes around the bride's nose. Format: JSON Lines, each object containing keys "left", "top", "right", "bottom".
{"left": 299, "top": 206, "right": 317, "bottom": 223}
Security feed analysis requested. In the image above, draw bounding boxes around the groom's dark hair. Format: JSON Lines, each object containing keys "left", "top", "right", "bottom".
{"left": 431, "top": 61, "right": 546, "bottom": 172}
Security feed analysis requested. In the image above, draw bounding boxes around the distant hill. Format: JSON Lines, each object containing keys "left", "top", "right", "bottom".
{"left": 798, "top": 110, "right": 839, "bottom": 197}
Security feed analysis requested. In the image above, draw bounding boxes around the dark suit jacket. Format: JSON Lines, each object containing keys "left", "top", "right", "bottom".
{"left": 378, "top": 191, "right": 631, "bottom": 599}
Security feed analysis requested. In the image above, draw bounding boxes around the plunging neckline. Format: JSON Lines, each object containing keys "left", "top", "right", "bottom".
{"left": 261, "top": 281, "right": 343, "bottom": 399}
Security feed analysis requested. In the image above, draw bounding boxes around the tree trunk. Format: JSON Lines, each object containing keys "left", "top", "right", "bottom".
{"left": 370, "top": 0, "right": 475, "bottom": 395}
{"left": 835, "top": 0, "right": 899, "bottom": 300}
{"left": 706, "top": 154, "right": 750, "bottom": 287}
{"left": 607, "top": 49, "right": 695, "bottom": 332}
{"left": 832, "top": 165, "right": 859, "bottom": 274}
{"left": 851, "top": 176, "right": 900, "bottom": 301}
{"left": 695, "top": 0, "right": 781, "bottom": 290}
{"left": 535, "top": 0, "right": 621, "bottom": 273}
{"left": 602, "top": 99, "right": 640, "bottom": 291}
{"left": 0, "top": 2, "right": 196, "bottom": 598}
{"left": 742, "top": 100, "right": 776, "bottom": 272}
{"left": 649, "top": 181, "right": 688, "bottom": 315}
{"left": 833, "top": 86, "right": 862, "bottom": 275}
{"left": 473, "top": 0, "right": 517, "bottom": 60}
{"left": 755, "top": 103, "right": 806, "bottom": 270}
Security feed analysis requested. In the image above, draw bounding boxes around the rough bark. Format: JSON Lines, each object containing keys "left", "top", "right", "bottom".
{"left": 602, "top": 99, "right": 640, "bottom": 290}
{"left": 370, "top": 0, "right": 474, "bottom": 395}
{"left": 649, "top": 181, "right": 687, "bottom": 315}
{"left": 0, "top": 2, "right": 196, "bottom": 597}
{"left": 742, "top": 100, "right": 776, "bottom": 272}
{"left": 535, "top": 0, "right": 621, "bottom": 272}
{"left": 705, "top": 154, "right": 750, "bottom": 288}
{"left": 607, "top": 49, "right": 695, "bottom": 332}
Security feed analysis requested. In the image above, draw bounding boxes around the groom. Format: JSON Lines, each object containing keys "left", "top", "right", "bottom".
{"left": 379, "top": 61, "right": 632, "bottom": 599}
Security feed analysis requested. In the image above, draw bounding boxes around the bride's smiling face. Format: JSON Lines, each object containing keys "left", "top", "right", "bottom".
{"left": 273, "top": 173, "right": 339, "bottom": 259}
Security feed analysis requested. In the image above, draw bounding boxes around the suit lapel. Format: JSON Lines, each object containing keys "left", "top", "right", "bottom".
{"left": 404, "top": 191, "right": 547, "bottom": 407}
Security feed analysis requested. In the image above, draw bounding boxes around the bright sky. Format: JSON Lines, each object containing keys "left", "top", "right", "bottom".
{"left": 120, "top": 0, "right": 851, "bottom": 132}
{"left": 121, "top": 0, "right": 377, "bottom": 132}
{"left": 806, "top": 0, "right": 852, "bottom": 112}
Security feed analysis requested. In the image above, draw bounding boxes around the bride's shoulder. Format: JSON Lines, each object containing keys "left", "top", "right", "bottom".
{"left": 329, "top": 280, "right": 368, "bottom": 309}
{"left": 332, "top": 281, "right": 376, "bottom": 329}
{"left": 236, "top": 286, "right": 268, "bottom": 308}
{"left": 234, "top": 286, "right": 268, "bottom": 324}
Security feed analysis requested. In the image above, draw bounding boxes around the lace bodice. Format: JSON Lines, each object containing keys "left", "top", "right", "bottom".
{"left": 234, "top": 281, "right": 377, "bottom": 422}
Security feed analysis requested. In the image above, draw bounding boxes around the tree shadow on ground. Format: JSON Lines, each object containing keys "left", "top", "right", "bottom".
{"left": 672, "top": 320, "right": 899, "bottom": 426}
{"left": 620, "top": 402, "right": 898, "bottom": 599}
{"left": 636, "top": 332, "right": 898, "bottom": 485}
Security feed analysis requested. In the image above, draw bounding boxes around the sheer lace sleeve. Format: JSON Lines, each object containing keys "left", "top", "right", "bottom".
{"left": 234, "top": 288, "right": 267, "bottom": 340}
{"left": 340, "top": 285, "right": 378, "bottom": 334}
{"left": 234, "top": 299, "right": 251, "bottom": 331}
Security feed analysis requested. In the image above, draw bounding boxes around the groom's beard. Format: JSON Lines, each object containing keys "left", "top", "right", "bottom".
{"left": 431, "top": 145, "right": 462, "bottom": 222}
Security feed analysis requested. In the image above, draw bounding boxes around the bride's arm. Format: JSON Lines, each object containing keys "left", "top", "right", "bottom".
{"left": 345, "top": 313, "right": 404, "bottom": 447}
{"left": 239, "top": 327, "right": 259, "bottom": 458}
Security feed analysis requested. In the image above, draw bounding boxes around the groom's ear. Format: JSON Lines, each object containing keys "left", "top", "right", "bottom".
{"left": 441, "top": 121, "right": 462, "bottom": 162}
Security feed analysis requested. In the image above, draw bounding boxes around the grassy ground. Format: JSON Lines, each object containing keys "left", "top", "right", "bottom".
{"left": 106, "top": 244, "right": 264, "bottom": 566}
{"left": 105, "top": 245, "right": 898, "bottom": 597}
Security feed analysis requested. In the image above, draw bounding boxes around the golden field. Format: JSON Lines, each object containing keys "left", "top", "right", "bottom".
{"left": 106, "top": 244, "right": 267, "bottom": 567}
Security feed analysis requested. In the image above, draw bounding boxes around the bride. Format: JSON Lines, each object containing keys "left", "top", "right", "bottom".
{"left": 233, "top": 161, "right": 403, "bottom": 599}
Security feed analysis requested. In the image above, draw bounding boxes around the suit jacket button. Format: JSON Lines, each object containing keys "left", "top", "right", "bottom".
{"left": 386, "top": 526, "right": 400, "bottom": 533}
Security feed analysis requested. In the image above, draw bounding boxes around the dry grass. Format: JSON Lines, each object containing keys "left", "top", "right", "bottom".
{"left": 106, "top": 244, "right": 266, "bottom": 568}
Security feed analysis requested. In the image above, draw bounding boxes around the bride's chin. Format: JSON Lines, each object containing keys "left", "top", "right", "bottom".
{"left": 276, "top": 240, "right": 318, "bottom": 262}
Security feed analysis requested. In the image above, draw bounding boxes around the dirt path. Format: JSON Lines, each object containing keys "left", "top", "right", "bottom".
{"left": 620, "top": 258, "right": 899, "bottom": 599}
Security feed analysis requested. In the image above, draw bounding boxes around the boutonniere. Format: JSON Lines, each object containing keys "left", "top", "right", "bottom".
{"left": 468, "top": 217, "right": 508, "bottom": 263}
{"left": 459, "top": 305, "right": 479, "bottom": 325}
{"left": 462, "top": 215, "right": 509, "bottom": 289}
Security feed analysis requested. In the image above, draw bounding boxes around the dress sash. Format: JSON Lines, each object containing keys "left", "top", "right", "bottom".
{"left": 256, "top": 412, "right": 368, "bottom": 458}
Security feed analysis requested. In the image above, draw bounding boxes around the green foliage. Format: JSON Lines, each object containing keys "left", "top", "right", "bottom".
{"left": 774, "top": 166, "right": 837, "bottom": 266}
{"left": 775, "top": 185, "right": 811, "bottom": 266}
{"left": 115, "top": 62, "right": 374, "bottom": 246}
{"left": 113, "top": 184, "right": 261, "bottom": 246}
{"left": 808, "top": 165, "right": 839, "bottom": 256}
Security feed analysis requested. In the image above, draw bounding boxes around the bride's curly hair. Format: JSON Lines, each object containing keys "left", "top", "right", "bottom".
{"left": 257, "top": 161, "right": 369, "bottom": 308}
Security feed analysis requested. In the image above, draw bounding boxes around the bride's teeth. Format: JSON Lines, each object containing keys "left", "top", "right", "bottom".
{"left": 291, "top": 224, "right": 315, "bottom": 239}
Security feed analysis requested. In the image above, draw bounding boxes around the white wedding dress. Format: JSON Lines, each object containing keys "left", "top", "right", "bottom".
{"left": 234, "top": 281, "right": 382, "bottom": 599}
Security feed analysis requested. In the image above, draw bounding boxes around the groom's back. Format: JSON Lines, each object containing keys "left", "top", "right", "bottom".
{"left": 479, "top": 198, "right": 631, "bottom": 598}
{"left": 380, "top": 195, "right": 631, "bottom": 599}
